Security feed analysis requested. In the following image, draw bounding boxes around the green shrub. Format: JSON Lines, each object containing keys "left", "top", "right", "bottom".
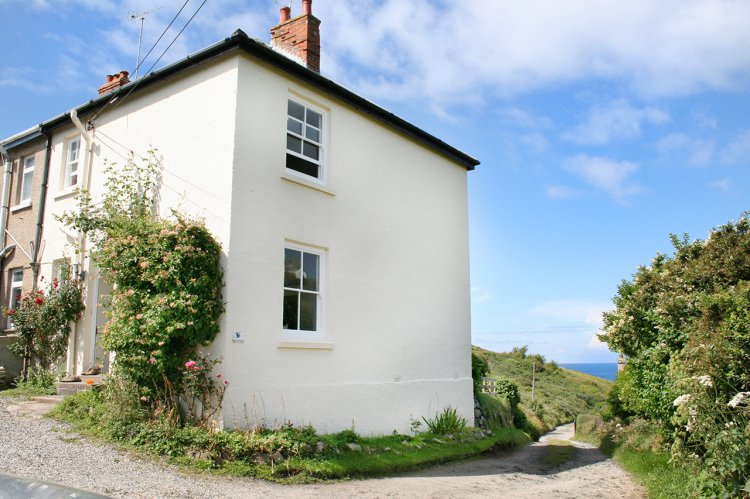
{"left": 471, "top": 352, "right": 489, "bottom": 395}
{"left": 476, "top": 393, "right": 513, "bottom": 429}
{"left": 422, "top": 407, "right": 468, "bottom": 435}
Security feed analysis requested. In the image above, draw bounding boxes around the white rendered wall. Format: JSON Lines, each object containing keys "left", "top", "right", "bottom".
{"left": 39, "top": 56, "right": 239, "bottom": 375}
{"left": 222, "top": 55, "right": 474, "bottom": 435}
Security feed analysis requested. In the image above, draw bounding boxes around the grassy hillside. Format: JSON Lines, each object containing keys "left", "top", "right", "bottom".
{"left": 473, "top": 346, "right": 612, "bottom": 433}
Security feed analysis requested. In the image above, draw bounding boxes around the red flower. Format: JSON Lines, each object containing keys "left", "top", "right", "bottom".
{"left": 6, "top": 309, "right": 14, "bottom": 316}
{"left": 35, "top": 297, "right": 44, "bottom": 305}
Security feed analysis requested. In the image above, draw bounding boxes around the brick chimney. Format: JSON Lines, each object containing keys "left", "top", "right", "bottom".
{"left": 98, "top": 71, "right": 130, "bottom": 95}
{"left": 270, "top": 0, "right": 320, "bottom": 72}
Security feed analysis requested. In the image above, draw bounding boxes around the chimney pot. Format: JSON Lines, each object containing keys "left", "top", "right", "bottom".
{"left": 270, "top": 0, "right": 320, "bottom": 72}
{"left": 98, "top": 70, "right": 131, "bottom": 95}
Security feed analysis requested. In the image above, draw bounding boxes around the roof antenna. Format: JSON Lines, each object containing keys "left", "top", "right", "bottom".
{"left": 129, "top": 6, "right": 162, "bottom": 80}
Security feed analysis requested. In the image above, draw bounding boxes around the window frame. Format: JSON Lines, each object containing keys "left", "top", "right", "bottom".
{"left": 7, "top": 268, "right": 23, "bottom": 329}
{"left": 19, "top": 156, "right": 34, "bottom": 204}
{"left": 282, "top": 243, "right": 324, "bottom": 336}
{"left": 285, "top": 97, "right": 326, "bottom": 184}
{"left": 63, "top": 137, "right": 81, "bottom": 190}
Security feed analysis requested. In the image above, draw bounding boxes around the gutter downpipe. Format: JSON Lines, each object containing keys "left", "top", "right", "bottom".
{"left": 69, "top": 110, "right": 94, "bottom": 377}
{"left": 0, "top": 144, "right": 14, "bottom": 355}
{"left": 31, "top": 129, "right": 53, "bottom": 288}
{"left": 0, "top": 143, "right": 13, "bottom": 248}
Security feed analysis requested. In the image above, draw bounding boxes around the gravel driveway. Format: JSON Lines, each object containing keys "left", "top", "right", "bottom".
{"left": 0, "top": 397, "right": 643, "bottom": 498}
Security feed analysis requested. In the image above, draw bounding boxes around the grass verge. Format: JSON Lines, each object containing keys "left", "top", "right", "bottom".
{"left": 0, "top": 385, "right": 55, "bottom": 399}
{"left": 575, "top": 413, "right": 693, "bottom": 498}
{"left": 47, "top": 390, "right": 531, "bottom": 483}
{"left": 611, "top": 447, "right": 693, "bottom": 499}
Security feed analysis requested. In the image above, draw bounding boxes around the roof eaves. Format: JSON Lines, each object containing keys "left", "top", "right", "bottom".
{"left": 2, "top": 30, "right": 479, "bottom": 170}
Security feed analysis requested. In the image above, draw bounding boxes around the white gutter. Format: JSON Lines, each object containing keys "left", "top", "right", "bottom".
{"left": 0, "top": 143, "right": 12, "bottom": 251}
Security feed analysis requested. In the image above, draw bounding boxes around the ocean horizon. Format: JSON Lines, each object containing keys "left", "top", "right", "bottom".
{"left": 560, "top": 363, "right": 618, "bottom": 381}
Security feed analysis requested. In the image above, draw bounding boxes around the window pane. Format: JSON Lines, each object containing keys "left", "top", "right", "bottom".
{"left": 69, "top": 140, "right": 79, "bottom": 161}
{"left": 302, "top": 252, "right": 319, "bottom": 291}
{"left": 306, "top": 109, "right": 321, "bottom": 128}
{"left": 305, "top": 126, "right": 319, "bottom": 142}
{"left": 284, "top": 249, "right": 301, "bottom": 288}
{"left": 302, "top": 142, "right": 319, "bottom": 160}
{"left": 288, "top": 100, "right": 305, "bottom": 121}
{"left": 287, "top": 117, "right": 302, "bottom": 135}
{"left": 283, "top": 290, "right": 299, "bottom": 330}
{"left": 299, "top": 292, "right": 317, "bottom": 331}
{"left": 287, "top": 135, "right": 302, "bottom": 153}
{"left": 21, "top": 171, "right": 33, "bottom": 201}
{"left": 286, "top": 154, "right": 319, "bottom": 178}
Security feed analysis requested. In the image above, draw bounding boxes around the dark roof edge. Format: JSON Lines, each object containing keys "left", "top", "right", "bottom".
{"left": 2, "top": 30, "right": 479, "bottom": 170}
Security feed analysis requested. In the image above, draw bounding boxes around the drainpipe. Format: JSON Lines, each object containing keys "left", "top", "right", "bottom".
{"left": 30, "top": 129, "right": 52, "bottom": 290}
{"left": 0, "top": 143, "right": 12, "bottom": 254}
{"left": 0, "top": 144, "right": 14, "bottom": 337}
{"left": 68, "top": 110, "right": 94, "bottom": 377}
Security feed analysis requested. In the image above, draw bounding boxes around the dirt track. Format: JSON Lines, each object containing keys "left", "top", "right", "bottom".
{"left": 290, "top": 423, "right": 644, "bottom": 498}
{"left": 1, "top": 396, "right": 643, "bottom": 498}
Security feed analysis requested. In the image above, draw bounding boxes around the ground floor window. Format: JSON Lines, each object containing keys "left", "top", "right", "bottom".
{"left": 7, "top": 268, "right": 23, "bottom": 328}
{"left": 283, "top": 245, "right": 322, "bottom": 333}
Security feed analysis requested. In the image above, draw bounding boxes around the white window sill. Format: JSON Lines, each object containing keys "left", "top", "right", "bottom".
{"left": 278, "top": 337, "right": 334, "bottom": 350}
{"left": 54, "top": 187, "right": 79, "bottom": 200}
{"left": 10, "top": 201, "right": 31, "bottom": 212}
{"left": 281, "top": 172, "right": 336, "bottom": 196}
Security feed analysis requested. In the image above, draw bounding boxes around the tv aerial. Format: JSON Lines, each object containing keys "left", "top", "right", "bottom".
{"left": 129, "top": 6, "right": 162, "bottom": 79}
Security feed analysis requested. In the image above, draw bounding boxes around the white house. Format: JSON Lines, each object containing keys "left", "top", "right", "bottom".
{"left": 0, "top": 1, "right": 479, "bottom": 434}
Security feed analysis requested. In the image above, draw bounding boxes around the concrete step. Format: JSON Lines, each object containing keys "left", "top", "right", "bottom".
{"left": 56, "top": 375, "right": 104, "bottom": 396}
{"left": 30, "top": 395, "right": 65, "bottom": 405}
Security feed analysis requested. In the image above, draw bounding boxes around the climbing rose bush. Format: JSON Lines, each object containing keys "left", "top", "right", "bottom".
{"left": 60, "top": 151, "right": 224, "bottom": 410}
{"left": 3, "top": 264, "right": 84, "bottom": 371}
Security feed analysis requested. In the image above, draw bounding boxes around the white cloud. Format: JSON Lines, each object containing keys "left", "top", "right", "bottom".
{"left": 564, "top": 155, "right": 643, "bottom": 204}
{"left": 497, "top": 107, "right": 554, "bottom": 130}
{"left": 562, "top": 99, "right": 669, "bottom": 145}
{"left": 709, "top": 177, "right": 732, "bottom": 192}
{"left": 587, "top": 332, "right": 610, "bottom": 351}
{"left": 657, "top": 133, "right": 715, "bottom": 167}
{"left": 527, "top": 300, "right": 611, "bottom": 330}
{"left": 722, "top": 129, "right": 750, "bottom": 165}
{"left": 314, "top": 0, "right": 750, "bottom": 107}
{"left": 691, "top": 110, "right": 718, "bottom": 130}
{"left": 545, "top": 185, "right": 578, "bottom": 200}
{"left": 470, "top": 286, "right": 493, "bottom": 304}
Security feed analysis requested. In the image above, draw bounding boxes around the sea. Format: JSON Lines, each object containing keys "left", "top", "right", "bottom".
{"left": 559, "top": 363, "right": 618, "bottom": 381}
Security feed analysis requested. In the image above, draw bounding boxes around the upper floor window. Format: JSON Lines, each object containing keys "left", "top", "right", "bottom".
{"left": 286, "top": 99, "right": 323, "bottom": 180}
{"left": 64, "top": 137, "right": 81, "bottom": 189}
{"left": 7, "top": 268, "right": 23, "bottom": 329}
{"left": 283, "top": 246, "right": 322, "bottom": 333}
{"left": 20, "top": 156, "right": 34, "bottom": 203}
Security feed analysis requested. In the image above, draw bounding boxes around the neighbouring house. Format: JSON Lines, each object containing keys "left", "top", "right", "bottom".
{"left": 0, "top": 1, "right": 479, "bottom": 434}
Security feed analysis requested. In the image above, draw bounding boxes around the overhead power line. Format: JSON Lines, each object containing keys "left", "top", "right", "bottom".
{"left": 90, "top": 0, "right": 207, "bottom": 125}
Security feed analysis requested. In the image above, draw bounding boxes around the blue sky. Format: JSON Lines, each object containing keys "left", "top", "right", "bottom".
{"left": 2, "top": 0, "right": 750, "bottom": 363}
